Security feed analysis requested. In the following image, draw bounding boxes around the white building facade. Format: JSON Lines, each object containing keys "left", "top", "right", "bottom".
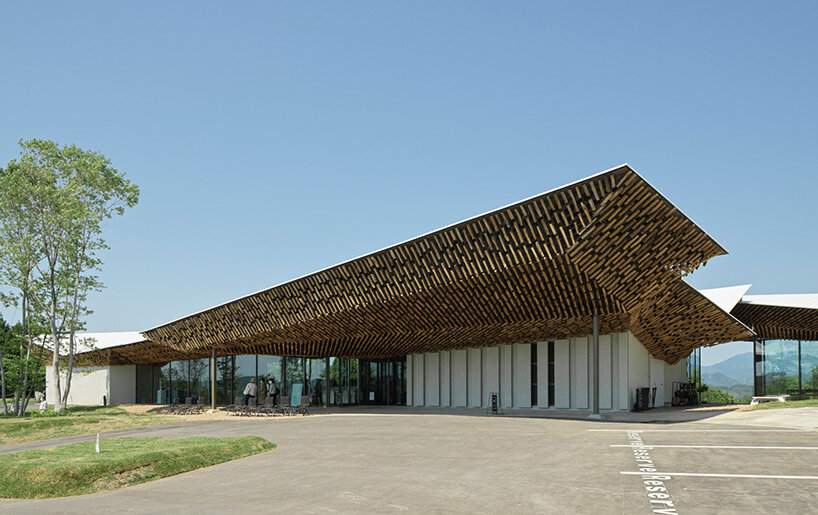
{"left": 406, "top": 331, "right": 687, "bottom": 411}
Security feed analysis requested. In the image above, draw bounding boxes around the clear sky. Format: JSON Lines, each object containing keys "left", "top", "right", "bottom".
{"left": 1, "top": 3, "right": 816, "bottom": 366}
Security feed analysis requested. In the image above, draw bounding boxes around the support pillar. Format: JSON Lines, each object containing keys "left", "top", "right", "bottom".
{"left": 211, "top": 346, "right": 216, "bottom": 410}
{"left": 591, "top": 314, "right": 600, "bottom": 417}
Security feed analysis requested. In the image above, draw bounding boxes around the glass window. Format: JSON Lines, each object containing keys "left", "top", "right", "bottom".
{"left": 234, "top": 355, "right": 257, "bottom": 401}
{"left": 804, "top": 341, "right": 818, "bottom": 392}
{"left": 189, "top": 358, "right": 209, "bottom": 403}
{"left": 171, "top": 360, "right": 189, "bottom": 403}
{"left": 308, "top": 359, "right": 326, "bottom": 406}
{"left": 158, "top": 363, "right": 171, "bottom": 404}
{"left": 258, "top": 355, "right": 283, "bottom": 402}
{"left": 762, "top": 340, "right": 799, "bottom": 395}
{"left": 285, "top": 357, "right": 304, "bottom": 399}
{"left": 215, "top": 356, "right": 235, "bottom": 404}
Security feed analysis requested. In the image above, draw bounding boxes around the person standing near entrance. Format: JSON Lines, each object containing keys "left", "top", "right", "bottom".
{"left": 268, "top": 378, "right": 279, "bottom": 405}
{"left": 243, "top": 378, "right": 257, "bottom": 405}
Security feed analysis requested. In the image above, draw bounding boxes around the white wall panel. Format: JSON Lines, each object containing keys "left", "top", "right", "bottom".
{"left": 554, "top": 339, "right": 570, "bottom": 408}
{"left": 571, "top": 337, "right": 589, "bottom": 409}
{"left": 536, "top": 341, "right": 549, "bottom": 408}
{"left": 467, "top": 348, "right": 482, "bottom": 407}
{"left": 628, "top": 332, "right": 650, "bottom": 410}
{"left": 440, "top": 351, "right": 451, "bottom": 407}
{"left": 500, "top": 344, "right": 513, "bottom": 409}
{"left": 664, "top": 360, "right": 687, "bottom": 405}
{"left": 413, "top": 353, "right": 425, "bottom": 407}
{"left": 512, "top": 343, "right": 531, "bottom": 408}
{"left": 451, "top": 349, "right": 468, "bottom": 407}
{"left": 598, "top": 335, "right": 612, "bottom": 410}
{"left": 649, "top": 357, "right": 665, "bottom": 408}
{"left": 617, "top": 333, "right": 630, "bottom": 410}
{"left": 482, "top": 347, "right": 500, "bottom": 405}
{"left": 46, "top": 365, "right": 109, "bottom": 405}
{"left": 425, "top": 353, "right": 440, "bottom": 406}
{"left": 108, "top": 365, "right": 136, "bottom": 405}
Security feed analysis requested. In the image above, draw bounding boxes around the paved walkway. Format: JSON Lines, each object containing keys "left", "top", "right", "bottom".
{"left": 0, "top": 407, "right": 816, "bottom": 513}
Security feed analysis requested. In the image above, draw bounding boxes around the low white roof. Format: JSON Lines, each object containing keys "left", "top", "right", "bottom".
{"left": 741, "top": 294, "right": 818, "bottom": 310}
{"left": 42, "top": 331, "right": 146, "bottom": 354}
{"left": 697, "top": 284, "right": 753, "bottom": 313}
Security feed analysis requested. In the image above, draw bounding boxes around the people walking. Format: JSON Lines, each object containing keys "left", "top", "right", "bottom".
{"left": 243, "top": 378, "right": 257, "bottom": 405}
{"left": 268, "top": 378, "right": 279, "bottom": 405}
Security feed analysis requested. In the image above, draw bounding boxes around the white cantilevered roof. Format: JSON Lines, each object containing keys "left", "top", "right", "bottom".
{"left": 698, "top": 284, "right": 753, "bottom": 313}
{"left": 741, "top": 294, "right": 818, "bottom": 310}
{"left": 43, "top": 332, "right": 146, "bottom": 355}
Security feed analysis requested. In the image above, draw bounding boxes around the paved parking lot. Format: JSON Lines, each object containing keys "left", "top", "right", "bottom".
{"left": 1, "top": 408, "right": 816, "bottom": 513}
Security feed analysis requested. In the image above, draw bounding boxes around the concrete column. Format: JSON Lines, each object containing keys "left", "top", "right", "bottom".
{"left": 592, "top": 314, "right": 600, "bottom": 416}
{"left": 210, "top": 346, "right": 216, "bottom": 409}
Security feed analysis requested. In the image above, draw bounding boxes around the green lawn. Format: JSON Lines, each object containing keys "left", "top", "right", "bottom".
{"left": 750, "top": 399, "right": 818, "bottom": 410}
{"left": 0, "top": 406, "right": 174, "bottom": 445}
{"left": 0, "top": 436, "right": 275, "bottom": 498}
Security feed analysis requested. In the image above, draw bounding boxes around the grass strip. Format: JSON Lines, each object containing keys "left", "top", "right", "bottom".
{"left": 0, "top": 407, "right": 174, "bottom": 445}
{"left": 0, "top": 436, "right": 275, "bottom": 498}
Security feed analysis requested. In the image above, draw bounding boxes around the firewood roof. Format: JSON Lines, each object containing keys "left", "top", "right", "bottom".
{"left": 141, "top": 164, "right": 754, "bottom": 364}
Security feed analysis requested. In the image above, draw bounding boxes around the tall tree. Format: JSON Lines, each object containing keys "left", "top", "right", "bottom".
{"left": 0, "top": 139, "right": 139, "bottom": 412}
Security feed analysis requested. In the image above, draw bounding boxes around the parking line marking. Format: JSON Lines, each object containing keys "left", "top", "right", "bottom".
{"left": 612, "top": 444, "right": 818, "bottom": 450}
{"left": 620, "top": 471, "right": 818, "bottom": 480}
{"left": 589, "top": 429, "right": 805, "bottom": 432}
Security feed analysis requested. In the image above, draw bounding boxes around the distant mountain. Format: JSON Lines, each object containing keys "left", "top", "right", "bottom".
{"left": 702, "top": 352, "right": 753, "bottom": 386}
{"left": 703, "top": 371, "right": 742, "bottom": 388}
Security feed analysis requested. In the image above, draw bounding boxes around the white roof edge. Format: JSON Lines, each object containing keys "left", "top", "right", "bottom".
{"left": 740, "top": 294, "right": 818, "bottom": 310}
{"left": 684, "top": 281, "right": 755, "bottom": 338}
{"left": 698, "top": 284, "right": 753, "bottom": 313}
{"left": 144, "top": 163, "right": 635, "bottom": 332}
{"left": 40, "top": 331, "right": 147, "bottom": 354}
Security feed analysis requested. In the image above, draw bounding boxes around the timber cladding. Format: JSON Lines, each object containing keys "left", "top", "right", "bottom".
{"left": 731, "top": 302, "right": 818, "bottom": 341}
{"left": 142, "top": 165, "right": 753, "bottom": 365}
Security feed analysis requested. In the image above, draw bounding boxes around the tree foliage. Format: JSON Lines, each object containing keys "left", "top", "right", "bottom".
{"left": 0, "top": 139, "right": 139, "bottom": 412}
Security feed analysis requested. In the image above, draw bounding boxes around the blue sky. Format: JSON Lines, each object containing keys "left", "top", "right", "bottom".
{"left": 1, "top": 2, "right": 816, "bottom": 366}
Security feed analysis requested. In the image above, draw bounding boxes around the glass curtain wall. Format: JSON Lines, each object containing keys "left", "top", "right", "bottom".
{"left": 147, "top": 354, "right": 405, "bottom": 406}
{"left": 190, "top": 358, "right": 209, "bottom": 402}
{"left": 755, "top": 340, "right": 818, "bottom": 398}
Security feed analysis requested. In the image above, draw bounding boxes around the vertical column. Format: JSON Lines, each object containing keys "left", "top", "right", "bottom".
{"left": 210, "top": 347, "right": 216, "bottom": 409}
{"left": 592, "top": 315, "right": 599, "bottom": 416}
{"left": 798, "top": 340, "right": 803, "bottom": 396}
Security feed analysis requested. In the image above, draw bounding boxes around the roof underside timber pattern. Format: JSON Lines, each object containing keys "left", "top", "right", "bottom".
{"left": 72, "top": 340, "right": 211, "bottom": 366}
{"left": 731, "top": 302, "right": 818, "bottom": 341}
{"left": 142, "top": 166, "right": 754, "bottom": 364}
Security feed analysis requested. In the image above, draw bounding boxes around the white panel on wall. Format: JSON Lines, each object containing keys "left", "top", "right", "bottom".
{"left": 571, "top": 337, "right": 589, "bottom": 409}
{"left": 482, "top": 347, "right": 500, "bottom": 405}
{"left": 598, "top": 335, "right": 612, "bottom": 410}
{"left": 500, "top": 344, "right": 513, "bottom": 409}
{"left": 536, "top": 341, "right": 549, "bottom": 408}
{"left": 406, "top": 356, "right": 413, "bottom": 406}
{"left": 628, "top": 332, "right": 650, "bottom": 410}
{"left": 664, "top": 360, "right": 687, "bottom": 405}
{"left": 425, "top": 353, "right": 440, "bottom": 406}
{"left": 440, "top": 351, "right": 451, "bottom": 407}
{"left": 467, "top": 348, "right": 482, "bottom": 407}
{"left": 512, "top": 343, "right": 531, "bottom": 408}
{"left": 451, "top": 349, "right": 468, "bottom": 407}
{"left": 649, "top": 357, "right": 664, "bottom": 408}
{"left": 108, "top": 365, "right": 136, "bottom": 405}
{"left": 554, "top": 339, "right": 570, "bottom": 408}
{"left": 47, "top": 365, "right": 110, "bottom": 405}
{"left": 610, "top": 335, "right": 620, "bottom": 409}
{"left": 617, "top": 333, "right": 629, "bottom": 410}
{"left": 413, "top": 354, "right": 425, "bottom": 407}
